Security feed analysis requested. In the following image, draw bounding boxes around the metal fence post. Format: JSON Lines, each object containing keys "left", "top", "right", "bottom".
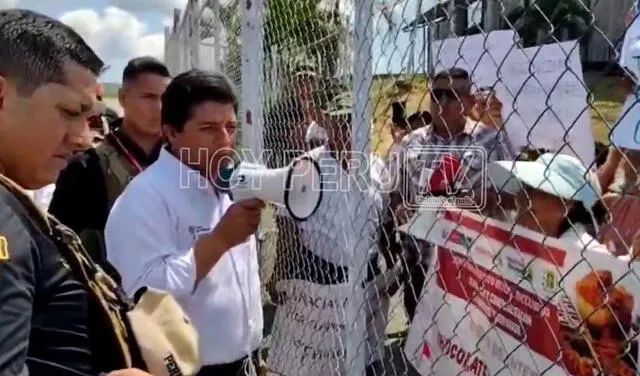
{"left": 240, "top": 0, "right": 265, "bottom": 154}
{"left": 348, "top": 0, "right": 373, "bottom": 375}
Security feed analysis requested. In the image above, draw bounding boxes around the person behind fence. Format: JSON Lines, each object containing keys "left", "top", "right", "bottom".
{"left": 597, "top": 147, "right": 640, "bottom": 257}
{"left": 594, "top": 69, "right": 640, "bottom": 257}
{"left": 49, "top": 57, "right": 171, "bottom": 271}
{"left": 385, "top": 101, "right": 408, "bottom": 160}
{"left": 469, "top": 86, "right": 503, "bottom": 131}
{"left": 105, "top": 69, "right": 266, "bottom": 376}
{"left": 385, "top": 101, "right": 430, "bottom": 166}
{"left": 268, "top": 91, "right": 394, "bottom": 376}
{"left": 388, "top": 67, "right": 516, "bottom": 321}
{"left": 0, "top": 9, "right": 186, "bottom": 376}
{"left": 489, "top": 152, "right": 610, "bottom": 253}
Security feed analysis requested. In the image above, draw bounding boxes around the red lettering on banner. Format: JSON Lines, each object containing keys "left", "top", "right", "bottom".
{"left": 422, "top": 343, "right": 431, "bottom": 359}
{"left": 436, "top": 333, "right": 489, "bottom": 376}
{"left": 436, "top": 248, "right": 561, "bottom": 363}
{"left": 442, "top": 211, "right": 567, "bottom": 267}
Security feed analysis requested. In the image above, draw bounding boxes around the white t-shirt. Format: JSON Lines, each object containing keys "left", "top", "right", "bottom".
{"left": 25, "top": 184, "right": 56, "bottom": 211}
{"left": 284, "top": 146, "right": 385, "bottom": 265}
{"left": 272, "top": 145, "right": 393, "bottom": 372}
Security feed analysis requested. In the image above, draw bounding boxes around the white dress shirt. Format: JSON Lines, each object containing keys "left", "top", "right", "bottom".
{"left": 105, "top": 148, "right": 263, "bottom": 365}
{"left": 26, "top": 183, "right": 56, "bottom": 211}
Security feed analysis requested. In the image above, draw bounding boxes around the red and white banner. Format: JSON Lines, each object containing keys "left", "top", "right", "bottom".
{"left": 403, "top": 210, "right": 640, "bottom": 376}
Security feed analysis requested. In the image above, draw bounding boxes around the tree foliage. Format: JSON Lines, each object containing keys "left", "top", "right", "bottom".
{"left": 264, "top": 0, "right": 345, "bottom": 80}
{"left": 506, "top": 0, "right": 591, "bottom": 47}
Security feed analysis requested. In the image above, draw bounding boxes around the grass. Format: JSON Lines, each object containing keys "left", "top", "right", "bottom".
{"left": 368, "top": 73, "right": 628, "bottom": 156}
{"left": 585, "top": 73, "right": 628, "bottom": 144}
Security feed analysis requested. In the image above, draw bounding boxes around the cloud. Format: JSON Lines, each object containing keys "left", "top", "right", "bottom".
{"left": 0, "top": 0, "right": 17, "bottom": 8}
{"left": 60, "top": 7, "right": 164, "bottom": 62}
{"left": 108, "top": 0, "right": 187, "bottom": 14}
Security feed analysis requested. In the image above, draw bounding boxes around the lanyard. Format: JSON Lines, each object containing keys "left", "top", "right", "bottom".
{"left": 109, "top": 133, "right": 144, "bottom": 174}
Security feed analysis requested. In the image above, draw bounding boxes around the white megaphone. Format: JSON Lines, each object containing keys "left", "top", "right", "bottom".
{"left": 215, "top": 156, "right": 323, "bottom": 221}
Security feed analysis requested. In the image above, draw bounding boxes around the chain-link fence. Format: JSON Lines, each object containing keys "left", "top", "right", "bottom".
{"left": 165, "top": 0, "right": 640, "bottom": 375}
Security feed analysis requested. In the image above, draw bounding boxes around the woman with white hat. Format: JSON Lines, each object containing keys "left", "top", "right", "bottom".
{"left": 488, "top": 152, "right": 610, "bottom": 253}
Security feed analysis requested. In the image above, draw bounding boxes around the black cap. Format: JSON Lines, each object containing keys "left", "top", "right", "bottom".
{"left": 406, "top": 111, "right": 432, "bottom": 130}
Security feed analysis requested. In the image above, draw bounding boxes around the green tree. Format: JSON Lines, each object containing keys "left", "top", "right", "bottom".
{"left": 506, "top": 0, "right": 591, "bottom": 47}
{"left": 209, "top": 0, "right": 347, "bottom": 150}
{"left": 216, "top": 0, "right": 243, "bottom": 86}
{"left": 264, "top": 0, "right": 345, "bottom": 82}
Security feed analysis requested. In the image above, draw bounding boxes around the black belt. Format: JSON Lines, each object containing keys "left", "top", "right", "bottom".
{"left": 197, "top": 349, "right": 261, "bottom": 376}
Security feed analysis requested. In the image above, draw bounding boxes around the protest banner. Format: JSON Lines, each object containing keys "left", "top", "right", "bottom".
{"left": 433, "top": 35, "right": 594, "bottom": 166}
{"left": 432, "top": 30, "right": 518, "bottom": 87}
{"left": 267, "top": 271, "right": 392, "bottom": 376}
{"left": 401, "top": 209, "right": 640, "bottom": 376}
{"left": 611, "top": 93, "right": 640, "bottom": 151}
{"left": 621, "top": 1, "right": 640, "bottom": 78}
{"left": 501, "top": 41, "right": 594, "bottom": 166}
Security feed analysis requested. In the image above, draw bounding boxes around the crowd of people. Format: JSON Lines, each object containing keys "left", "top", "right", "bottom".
{"left": 1, "top": 7, "right": 639, "bottom": 376}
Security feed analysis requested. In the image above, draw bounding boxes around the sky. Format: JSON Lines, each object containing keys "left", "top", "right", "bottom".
{"left": 0, "top": 0, "right": 187, "bottom": 82}
{"left": 0, "top": 0, "right": 480, "bottom": 82}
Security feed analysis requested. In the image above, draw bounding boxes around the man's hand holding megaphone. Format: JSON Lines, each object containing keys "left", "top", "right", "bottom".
{"left": 191, "top": 198, "right": 265, "bottom": 285}
{"left": 213, "top": 198, "right": 266, "bottom": 250}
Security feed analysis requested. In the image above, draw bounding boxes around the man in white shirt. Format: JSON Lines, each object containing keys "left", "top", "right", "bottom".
{"left": 268, "top": 92, "right": 395, "bottom": 376}
{"left": 105, "top": 69, "right": 265, "bottom": 376}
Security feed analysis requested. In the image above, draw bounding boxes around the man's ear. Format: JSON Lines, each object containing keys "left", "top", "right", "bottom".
{"left": 0, "top": 76, "right": 7, "bottom": 110}
{"left": 118, "top": 87, "right": 125, "bottom": 108}
{"left": 162, "top": 124, "right": 177, "bottom": 144}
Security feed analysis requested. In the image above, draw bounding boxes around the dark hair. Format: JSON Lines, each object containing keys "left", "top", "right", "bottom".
{"left": 122, "top": 56, "right": 170, "bottom": 84}
{"left": 406, "top": 111, "right": 432, "bottom": 129}
{"left": 0, "top": 9, "right": 104, "bottom": 95}
{"left": 433, "top": 67, "right": 470, "bottom": 81}
{"left": 594, "top": 141, "right": 609, "bottom": 167}
{"left": 162, "top": 69, "right": 238, "bottom": 132}
{"left": 391, "top": 101, "right": 407, "bottom": 124}
{"left": 559, "top": 200, "right": 609, "bottom": 237}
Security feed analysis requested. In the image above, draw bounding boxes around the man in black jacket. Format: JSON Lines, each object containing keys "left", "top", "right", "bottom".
{"left": 49, "top": 57, "right": 170, "bottom": 268}
{"left": 0, "top": 9, "right": 150, "bottom": 376}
